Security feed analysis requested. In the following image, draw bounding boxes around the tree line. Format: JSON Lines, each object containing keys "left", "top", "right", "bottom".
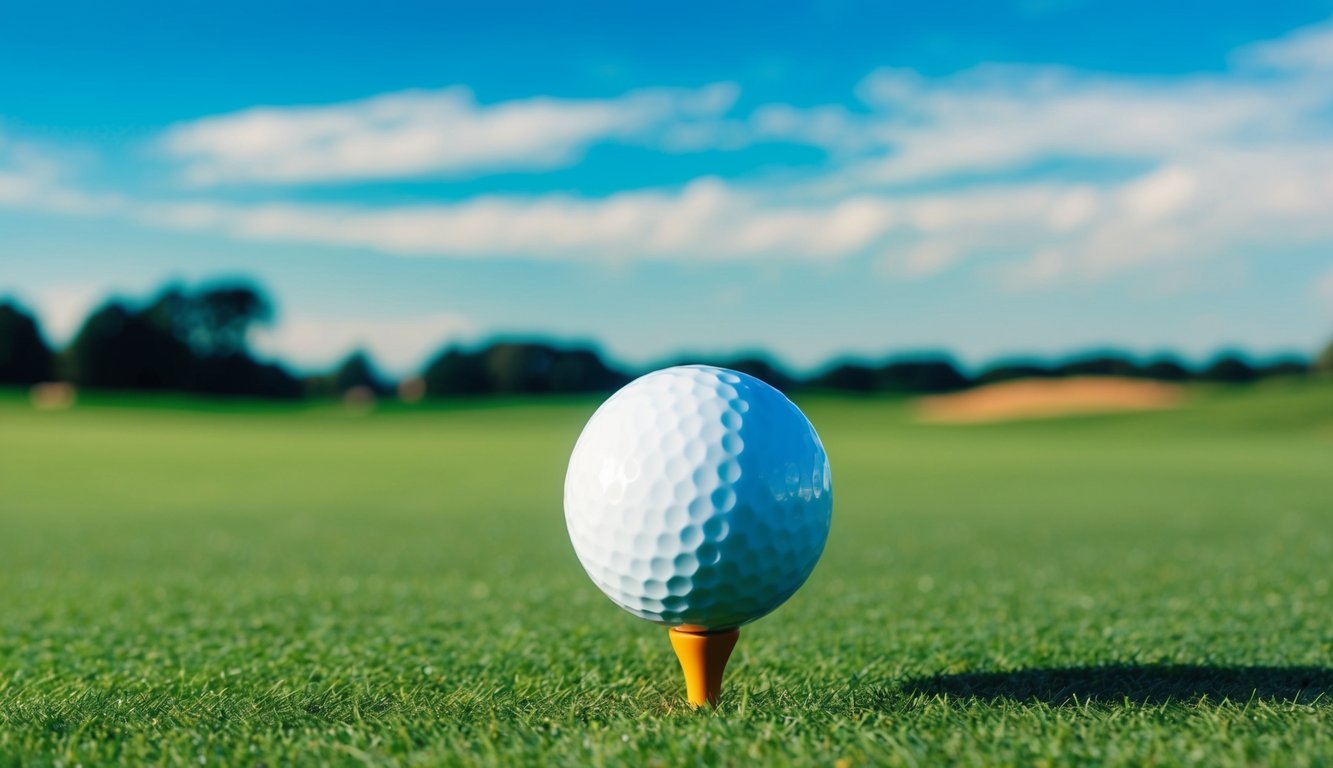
{"left": 1, "top": 280, "right": 1330, "bottom": 399}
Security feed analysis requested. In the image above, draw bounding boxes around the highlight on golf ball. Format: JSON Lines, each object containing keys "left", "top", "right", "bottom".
{"left": 564, "top": 364, "right": 832, "bottom": 705}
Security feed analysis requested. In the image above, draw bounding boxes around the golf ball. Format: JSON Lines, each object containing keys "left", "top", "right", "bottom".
{"left": 564, "top": 365, "right": 832, "bottom": 630}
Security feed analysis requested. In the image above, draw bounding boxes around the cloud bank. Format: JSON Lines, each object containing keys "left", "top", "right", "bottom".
{"left": 161, "top": 84, "right": 738, "bottom": 185}
{"left": 3, "top": 19, "right": 1333, "bottom": 293}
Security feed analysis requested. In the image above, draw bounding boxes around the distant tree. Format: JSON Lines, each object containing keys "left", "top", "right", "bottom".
{"left": 1055, "top": 354, "right": 1142, "bottom": 378}
{"left": 0, "top": 301, "right": 54, "bottom": 385}
{"left": 975, "top": 361, "right": 1055, "bottom": 386}
{"left": 810, "top": 362, "right": 878, "bottom": 393}
{"left": 1199, "top": 354, "right": 1257, "bottom": 384}
{"left": 64, "top": 301, "right": 193, "bottom": 390}
{"left": 139, "top": 285, "right": 188, "bottom": 344}
{"left": 548, "top": 348, "right": 629, "bottom": 393}
{"left": 1255, "top": 357, "right": 1309, "bottom": 379}
{"left": 64, "top": 284, "right": 299, "bottom": 398}
{"left": 421, "top": 341, "right": 632, "bottom": 397}
{"left": 302, "top": 372, "right": 335, "bottom": 399}
{"left": 190, "top": 354, "right": 303, "bottom": 399}
{"left": 484, "top": 342, "right": 560, "bottom": 394}
{"left": 162, "top": 282, "right": 299, "bottom": 398}
{"left": 877, "top": 357, "right": 970, "bottom": 393}
{"left": 1141, "top": 356, "right": 1192, "bottom": 382}
{"left": 148, "top": 282, "right": 274, "bottom": 358}
{"left": 422, "top": 347, "right": 490, "bottom": 396}
{"left": 330, "top": 350, "right": 392, "bottom": 396}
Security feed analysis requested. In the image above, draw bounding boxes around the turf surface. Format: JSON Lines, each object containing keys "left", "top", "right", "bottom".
{"left": 1, "top": 382, "right": 1331, "bottom": 766}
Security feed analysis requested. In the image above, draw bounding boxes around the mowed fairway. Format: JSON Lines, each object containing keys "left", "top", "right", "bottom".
{"left": 1, "top": 382, "right": 1331, "bottom": 766}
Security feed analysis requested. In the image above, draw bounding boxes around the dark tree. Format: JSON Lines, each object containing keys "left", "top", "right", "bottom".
{"left": 63, "top": 301, "right": 192, "bottom": 390}
{"left": 331, "top": 350, "right": 392, "bottom": 396}
{"left": 810, "top": 362, "right": 878, "bottom": 393}
{"left": 1141, "top": 356, "right": 1192, "bottom": 382}
{"left": 877, "top": 357, "right": 971, "bottom": 393}
{"left": 149, "top": 282, "right": 274, "bottom": 358}
{"left": 422, "top": 347, "right": 490, "bottom": 396}
{"left": 1055, "top": 353, "right": 1142, "bottom": 378}
{"left": 246, "top": 360, "right": 303, "bottom": 399}
{"left": 548, "top": 348, "right": 629, "bottom": 393}
{"left": 162, "top": 283, "right": 298, "bottom": 397}
{"left": 64, "top": 285, "right": 299, "bottom": 398}
{"left": 485, "top": 342, "right": 559, "bottom": 394}
{"left": 422, "top": 342, "right": 627, "bottom": 397}
{"left": 1255, "top": 357, "right": 1309, "bottom": 379}
{"left": 0, "top": 301, "right": 54, "bottom": 385}
{"left": 190, "top": 354, "right": 304, "bottom": 399}
{"left": 975, "top": 361, "right": 1056, "bottom": 385}
{"left": 1199, "top": 354, "right": 1257, "bottom": 384}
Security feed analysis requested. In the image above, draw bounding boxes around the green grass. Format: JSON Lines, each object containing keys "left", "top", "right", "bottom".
{"left": 1, "top": 380, "right": 1331, "bottom": 766}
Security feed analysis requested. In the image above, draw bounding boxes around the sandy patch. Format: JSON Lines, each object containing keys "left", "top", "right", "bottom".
{"left": 29, "top": 382, "right": 77, "bottom": 411}
{"left": 916, "top": 376, "right": 1184, "bottom": 424}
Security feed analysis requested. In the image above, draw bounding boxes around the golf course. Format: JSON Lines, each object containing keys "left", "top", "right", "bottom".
{"left": 1, "top": 380, "right": 1331, "bottom": 766}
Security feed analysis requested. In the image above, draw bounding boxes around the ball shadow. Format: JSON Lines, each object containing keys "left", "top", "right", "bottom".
{"left": 902, "top": 664, "right": 1333, "bottom": 705}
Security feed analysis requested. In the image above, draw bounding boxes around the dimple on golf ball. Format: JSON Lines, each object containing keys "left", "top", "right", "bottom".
{"left": 564, "top": 365, "right": 832, "bottom": 631}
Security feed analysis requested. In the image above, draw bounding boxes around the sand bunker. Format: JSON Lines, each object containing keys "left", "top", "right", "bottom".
{"left": 916, "top": 376, "right": 1183, "bottom": 424}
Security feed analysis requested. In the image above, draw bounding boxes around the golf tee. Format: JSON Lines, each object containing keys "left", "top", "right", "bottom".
{"left": 668, "top": 627, "right": 739, "bottom": 707}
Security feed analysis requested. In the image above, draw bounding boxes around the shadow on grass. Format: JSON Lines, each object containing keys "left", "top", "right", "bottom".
{"left": 903, "top": 664, "right": 1333, "bottom": 705}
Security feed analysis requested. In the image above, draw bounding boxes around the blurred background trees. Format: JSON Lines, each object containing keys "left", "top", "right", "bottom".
{"left": 149, "top": 283, "right": 273, "bottom": 359}
{"left": 1199, "top": 353, "right": 1259, "bottom": 385}
{"left": 60, "top": 282, "right": 301, "bottom": 398}
{"left": 1142, "top": 357, "right": 1192, "bottom": 382}
{"left": 333, "top": 351, "right": 393, "bottom": 398}
{"left": 804, "top": 357, "right": 969, "bottom": 394}
{"left": 304, "top": 350, "right": 395, "bottom": 400}
{"left": 423, "top": 342, "right": 629, "bottom": 397}
{"left": 1, "top": 280, "right": 1328, "bottom": 399}
{"left": 0, "top": 301, "right": 54, "bottom": 385}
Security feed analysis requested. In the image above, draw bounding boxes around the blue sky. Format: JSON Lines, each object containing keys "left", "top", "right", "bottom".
{"left": 3, "top": 0, "right": 1332, "bottom": 374}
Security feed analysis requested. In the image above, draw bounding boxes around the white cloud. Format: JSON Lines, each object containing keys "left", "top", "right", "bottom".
{"left": 249, "top": 311, "right": 474, "bottom": 374}
{"left": 1235, "top": 19, "right": 1333, "bottom": 71}
{"left": 0, "top": 131, "right": 121, "bottom": 215}
{"left": 847, "top": 64, "right": 1325, "bottom": 186}
{"left": 815, "top": 21, "right": 1333, "bottom": 285}
{"left": 2, "top": 19, "right": 1333, "bottom": 296}
{"left": 1117, "top": 165, "right": 1197, "bottom": 223}
{"left": 748, "top": 103, "right": 871, "bottom": 154}
{"left": 23, "top": 140, "right": 1333, "bottom": 288}
{"left": 135, "top": 178, "right": 898, "bottom": 262}
{"left": 161, "top": 83, "right": 738, "bottom": 185}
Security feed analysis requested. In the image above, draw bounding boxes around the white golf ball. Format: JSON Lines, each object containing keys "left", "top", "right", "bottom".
{"left": 564, "top": 365, "right": 832, "bottom": 630}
